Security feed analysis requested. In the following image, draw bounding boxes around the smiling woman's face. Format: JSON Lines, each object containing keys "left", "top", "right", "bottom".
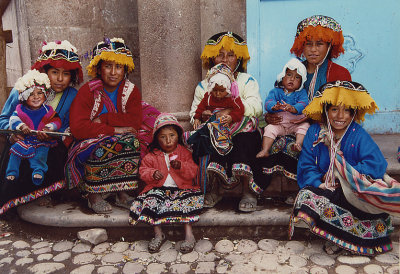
{"left": 100, "top": 61, "right": 125, "bottom": 92}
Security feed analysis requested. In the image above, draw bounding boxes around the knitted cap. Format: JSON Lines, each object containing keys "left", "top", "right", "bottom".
{"left": 31, "top": 40, "right": 83, "bottom": 84}
{"left": 290, "top": 15, "right": 345, "bottom": 59}
{"left": 14, "top": 69, "right": 51, "bottom": 101}
{"left": 276, "top": 58, "right": 307, "bottom": 91}
{"left": 304, "top": 80, "right": 378, "bottom": 123}
{"left": 152, "top": 113, "right": 184, "bottom": 138}
{"left": 200, "top": 32, "right": 250, "bottom": 70}
{"left": 87, "top": 38, "right": 135, "bottom": 78}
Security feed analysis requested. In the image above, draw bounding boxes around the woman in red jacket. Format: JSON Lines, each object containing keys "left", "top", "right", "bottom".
{"left": 258, "top": 15, "right": 352, "bottom": 200}
{"left": 67, "top": 38, "right": 157, "bottom": 214}
{"left": 129, "top": 113, "right": 203, "bottom": 254}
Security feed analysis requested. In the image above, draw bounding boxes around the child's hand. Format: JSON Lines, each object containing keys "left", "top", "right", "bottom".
{"left": 220, "top": 114, "right": 232, "bottom": 126}
{"left": 193, "top": 119, "right": 201, "bottom": 130}
{"left": 201, "top": 110, "right": 213, "bottom": 122}
{"left": 114, "top": 126, "right": 137, "bottom": 135}
{"left": 153, "top": 170, "right": 164, "bottom": 180}
{"left": 170, "top": 160, "right": 181, "bottom": 170}
{"left": 20, "top": 124, "right": 31, "bottom": 135}
{"left": 280, "top": 100, "right": 297, "bottom": 114}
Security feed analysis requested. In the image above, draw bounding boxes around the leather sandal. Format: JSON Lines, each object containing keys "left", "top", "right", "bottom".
{"left": 203, "top": 192, "right": 222, "bottom": 208}
{"left": 239, "top": 193, "right": 257, "bottom": 212}
{"left": 148, "top": 234, "right": 166, "bottom": 253}
{"left": 180, "top": 240, "right": 195, "bottom": 254}
{"left": 88, "top": 199, "right": 113, "bottom": 214}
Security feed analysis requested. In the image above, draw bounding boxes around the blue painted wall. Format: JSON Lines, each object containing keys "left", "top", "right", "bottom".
{"left": 247, "top": 0, "right": 400, "bottom": 133}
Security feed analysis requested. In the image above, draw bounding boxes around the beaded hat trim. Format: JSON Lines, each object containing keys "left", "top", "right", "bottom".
{"left": 200, "top": 32, "right": 250, "bottom": 70}
{"left": 303, "top": 80, "right": 378, "bottom": 122}
{"left": 31, "top": 40, "right": 83, "bottom": 84}
{"left": 290, "top": 15, "right": 345, "bottom": 59}
{"left": 87, "top": 38, "right": 135, "bottom": 78}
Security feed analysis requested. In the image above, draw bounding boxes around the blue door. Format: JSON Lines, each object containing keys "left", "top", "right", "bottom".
{"left": 247, "top": 0, "right": 400, "bottom": 133}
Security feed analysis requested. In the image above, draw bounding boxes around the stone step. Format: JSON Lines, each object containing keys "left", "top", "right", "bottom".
{"left": 17, "top": 198, "right": 400, "bottom": 228}
{"left": 17, "top": 133, "right": 400, "bottom": 228}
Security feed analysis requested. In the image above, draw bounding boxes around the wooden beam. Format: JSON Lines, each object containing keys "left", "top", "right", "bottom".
{"left": 0, "top": 0, "right": 11, "bottom": 17}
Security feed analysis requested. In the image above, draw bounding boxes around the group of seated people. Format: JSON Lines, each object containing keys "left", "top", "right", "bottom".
{"left": 0, "top": 15, "right": 398, "bottom": 256}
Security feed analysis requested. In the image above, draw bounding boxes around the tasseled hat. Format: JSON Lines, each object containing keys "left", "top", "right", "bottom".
{"left": 14, "top": 69, "right": 51, "bottom": 102}
{"left": 87, "top": 38, "right": 135, "bottom": 78}
{"left": 31, "top": 40, "right": 83, "bottom": 84}
{"left": 152, "top": 113, "right": 184, "bottom": 139}
{"left": 290, "top": 15, "right": 345, "bottom": 59}
{"left": 200, "top": 32, "right": 250, "bottom": 70}
{"left": 206, "top": 64, "right": 239, "bottom": 98}
{"left": 303, "top": 80, "right": 378, "bottom": 123}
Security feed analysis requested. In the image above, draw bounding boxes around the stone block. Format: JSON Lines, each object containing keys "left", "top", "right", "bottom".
{"left": 77, "top": 228, "right": 108, "bottom": 245}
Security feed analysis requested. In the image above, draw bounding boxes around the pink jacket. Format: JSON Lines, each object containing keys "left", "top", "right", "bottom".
{"left": 139, "top": 144, "right": 199, "bottom": 193}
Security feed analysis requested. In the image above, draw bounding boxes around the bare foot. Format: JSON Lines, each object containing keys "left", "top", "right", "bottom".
{"left": 33, "top": 174, "right": 43, "bottom": 179}
{"left": 6, "top": 175, "right": 15, "bottom": 181}
{"left": 256, "top": 150, "right": 269, "bottom": 158}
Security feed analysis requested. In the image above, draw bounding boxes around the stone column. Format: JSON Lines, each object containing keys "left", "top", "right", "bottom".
{"left": 137, "top": 0, "right": 202, "bottom": 130}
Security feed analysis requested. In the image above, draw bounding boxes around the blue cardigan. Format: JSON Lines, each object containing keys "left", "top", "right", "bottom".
{"left": 297, "top": 122, "right": 387, "bottom": 189}
{"left": 0, "top": 87, "right": 77, "bottom": 132}
{"left": 264, "top": 87, "right": 309, "bottom": 114}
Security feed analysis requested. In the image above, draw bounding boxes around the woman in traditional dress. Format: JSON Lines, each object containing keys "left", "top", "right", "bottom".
{"left": 189, "top": 32, "right": 263, "bottom": 212}
{"left": 258, "top": 15, "right": 352, "bottom": 199}
{"left": 290, "top": 80, "right": 396, "bottom": 256}
{"left": 67, "top": 38, "right": 159, "bottom": 214}
{"left": 0, "top": 40, "right": 83, "bottom": 214}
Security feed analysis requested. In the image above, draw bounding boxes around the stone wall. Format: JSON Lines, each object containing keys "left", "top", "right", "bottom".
{"left": 3, "top": 0, "right": 246, "bottom": 129}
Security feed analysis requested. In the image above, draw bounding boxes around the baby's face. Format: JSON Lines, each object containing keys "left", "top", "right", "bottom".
{"left": 26, "top": 87, "right": 46, "bottom": 110}
{"left": 282, "top": 68, "right": 302, "bottom": 92}
{"left": 211, "top": 84, "right": 229, "bottom": 100}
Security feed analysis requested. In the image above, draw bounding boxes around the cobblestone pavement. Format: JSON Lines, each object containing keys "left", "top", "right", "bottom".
{"left": 0, "top": 216, "right": 398, "bottom": 274}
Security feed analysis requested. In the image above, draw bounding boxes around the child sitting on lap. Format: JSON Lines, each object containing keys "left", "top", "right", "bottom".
{"left": 6, "top": 69, "right": 61, "bottom": 185}
{"left": 257, "top": 58, "right": 310, "bottom": 158}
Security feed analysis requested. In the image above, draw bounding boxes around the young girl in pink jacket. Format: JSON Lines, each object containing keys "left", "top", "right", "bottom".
{"left": 129, "top": 113, "right": 203, "bottom": 254}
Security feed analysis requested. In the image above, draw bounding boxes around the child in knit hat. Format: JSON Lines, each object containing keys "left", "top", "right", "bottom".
{"left": 129, "top": 113, "right": 203, "bottom": 254}
{"left": 6, "top": 69, "right": 61, "bottom": 185}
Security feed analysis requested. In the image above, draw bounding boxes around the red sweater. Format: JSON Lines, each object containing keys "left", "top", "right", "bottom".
{"left": 327, "top": 60, "right": 352, "bottom": 82}
{"left": 69, "top": 80, "right": 142, "bottom": 140}
{"left": 194, "top": 93, "right": 244, "bottom": 122}
{"left": 139, "top": 144, "right": 199, "bottom": 193}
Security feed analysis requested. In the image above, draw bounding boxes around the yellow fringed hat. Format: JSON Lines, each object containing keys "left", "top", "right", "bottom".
{"left": 303, "top": 80, "right": 378, "bottom": 123}
{"left": 87, "top": 38, "right": 135, "bottom": 78}
{"left": 200, "top": 32, "right": 250, "bottom": 70}
{"left": 290, "top": 15, "right": 345, "bottom": 59}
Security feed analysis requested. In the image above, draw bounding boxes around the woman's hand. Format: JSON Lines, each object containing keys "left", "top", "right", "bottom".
{"left": 220, "top": 114, "right": 233, "bottom": 127}
{"left": 37, "top": 127, "right": 52, "bottom": 141}
{"left": 92, "top": 117, "right": 102, "bottom": 123}
{"left": 114, "top": 127, "right": 137, "bottom": 135}
{"left": 215, "top": 108, "right": 231, "bottom": 119}
{"left": 265, "top": 112, "right": 282, "bottom": 125}
{"left": 153, "top": 170, "right": 164, "bottom": 180}
{"left": 9, "top": 133, "right": 24, "bottom": 144}
{"left": 170, "top": 160, "right": 181, "bottom": 170}
{"left": 193, "top": 119, "right": 201, "bottom": 130}
{"left": 201, "top": 110, "right": 213, "bottom": 122}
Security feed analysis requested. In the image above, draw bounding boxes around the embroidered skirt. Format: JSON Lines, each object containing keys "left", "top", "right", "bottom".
{"left": 129, "top": 187, "right": 204, "bottom": 225}
{"left": 289, "top": 186, "right": 393, "bottom": 256}
{"left": 207, "top": 131, "right": 263, "bottom": 194}
{"left": 254, "top": 134, "right": 299, "bottom": 191}
{"left": 66, "top": 133, "right": 141, "bottom": 193}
